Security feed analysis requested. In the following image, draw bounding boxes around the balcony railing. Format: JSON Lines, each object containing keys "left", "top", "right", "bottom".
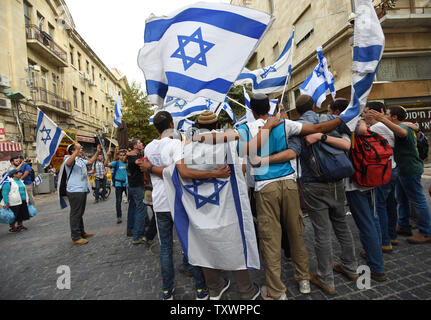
{"left": 375, "top": 0, "right": 431, "bottom": 18}
{"left": 25, "top": 25, "right": 67, "bottom": 64}
{"left": 31, "top": 87, "right": 72, "bottom": 113}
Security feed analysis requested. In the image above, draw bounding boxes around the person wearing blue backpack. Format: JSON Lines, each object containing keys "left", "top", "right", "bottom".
{"left": 287, "top": 96, "right": 358, "bottom": 295}
{"left": 1, "top": 169, "right": 32, "bottom": 233}
{"left": 105, "top": 148, "right": 128, "bottom": 224}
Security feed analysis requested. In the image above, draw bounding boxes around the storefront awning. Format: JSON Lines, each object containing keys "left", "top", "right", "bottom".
{"left": 0, "top": 141, "right": 23, "bottom": 152}
{"left": 77, "top": 136, "right": 96, "bottom": 144}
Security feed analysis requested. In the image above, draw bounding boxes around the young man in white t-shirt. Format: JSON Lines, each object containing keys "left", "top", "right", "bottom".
{"left": 142, "top": 111, "right": 208, "bottom": 301}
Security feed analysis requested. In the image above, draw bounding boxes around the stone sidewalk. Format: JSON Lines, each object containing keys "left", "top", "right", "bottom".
{"left": 0, "top": 177, "right": 431, "bottom": 300}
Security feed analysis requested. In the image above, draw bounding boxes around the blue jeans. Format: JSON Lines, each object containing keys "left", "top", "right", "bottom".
{"left": 95, "top": 177, "right": 107, "bottom": 201}
{"left": 156, "top": 211, "right": 206, "bottom": 292}
{"left": 115, "top": 186, "right": 127, "bottom": 219}
{"left": 127, "top": 186, "right": 147, "bottom": 241}
{"left": 396, "top": 174, "right": 431, "bottom": 237}
{"left": 375, "top": 167, "right": 399, "bottom": 245}
{"left": 346, "top": 190, "right": 385, "bottom": 274}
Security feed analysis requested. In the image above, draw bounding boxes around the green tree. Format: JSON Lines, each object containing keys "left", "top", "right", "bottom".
{"left": 122, "top": 81, "right": 158, "bottom": 146}
{"left": 217, "top": 84, "right": 252, "bottom": 127}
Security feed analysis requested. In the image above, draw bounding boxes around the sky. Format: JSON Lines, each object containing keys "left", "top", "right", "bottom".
{"left": 65, "top": 0, "right": 231, "bottom": 89}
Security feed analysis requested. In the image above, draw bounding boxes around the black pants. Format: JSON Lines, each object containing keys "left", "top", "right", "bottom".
{"left": 67, "top": 192, "right": 87, "bottom": 241}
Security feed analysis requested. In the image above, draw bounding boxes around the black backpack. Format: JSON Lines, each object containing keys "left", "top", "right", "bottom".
{"left": 59, "top": 162, "right": 75, "bottom": 197}
{"left": 29, "top": 168, "right": 35, "bottom": 182}
{"left": 417, "top": 131, "right": 429, "bottom": 161}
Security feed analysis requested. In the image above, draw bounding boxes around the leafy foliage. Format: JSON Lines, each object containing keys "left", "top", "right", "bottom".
{"left": 122, "top": 81, "right": 158, "bottom": 146}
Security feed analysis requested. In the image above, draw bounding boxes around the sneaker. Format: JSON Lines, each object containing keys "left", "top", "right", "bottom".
{"left": 17, "top": 225, "right": 28, "bottom": 231}
{"left": 333, "top": 262, "right": 359, "bottom": 281}
{"left": 117, "top": 218, "right": 122, "bottom": 224}
{"left": 163, "top": 288, "right": 175, "bottom": 300}
{"left": 391, "top": 239, "right": 399, "bottom": 246}
{"left": 132, "top": 237, "right": 147, "bottom": 245}
{"left": 382, "top": 245, "right": 393, "bottom": 253}
{"left": 72, "top": 238, "right": 89, "bottom": 245}
{"left": 210, "top": 279, "right": 230, "bottom": 300}
{"left": 396, "top": 227, "right": 413, "bottom": 237}
{"left": 250, "top": 283, "right": 261, "bottom": 300}
{"left": 371, "top": 272, "right": 387, "bottom": 282}
{"left": 298, "top": 280, "right": 311, "bottom": 294}
{"left": 196, "top": 288, "right": 209, "bottom": 301}
{"left": 260, "top": 285, "right": 287, "bottom": 300}
{"left": 8, "top": 227, "right": 19, "bottom": 234}
{"left": 407, "top": 233, "right": 431, "bottom": 244}
{"left": 310, "top": 273, "right": 336, "bottom": 295}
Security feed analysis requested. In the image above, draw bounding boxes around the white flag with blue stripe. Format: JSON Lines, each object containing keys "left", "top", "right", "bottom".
{"left": 138, "top": 2, "right": 274, "bottom": 107}
{"left": 162, "top": 140, "right": 260, "bottom": 270}
{"left": 235, "top": 29, "right": 294, "bottom": 94}
{"left": 34, "top": 175, "right": 43, "bottom": 187}
{"left": 36, "top": 108, "right": 66, "bottom": 169}
{"left": 149, "top": 96, "right": 211, "bottom": 124}
{"left": 216, "top": 99, "right": 237, "bottom": 123}
{"left": 177, "top": 119, "right": 195, "bottom": 132}
{"left": 339, "top": 0, "right": 385, "bottom": 129}
{"left": 269, "top": 99, "right": 278, "bottom": 116}
{"left": 0, "top": 174, "right": 10, "bottom": 190}
{"left": 113, "top": 90, "right": 122, "bottom": 128}
{"left": 300, "top": 46, "right": 336, "bottom": 108}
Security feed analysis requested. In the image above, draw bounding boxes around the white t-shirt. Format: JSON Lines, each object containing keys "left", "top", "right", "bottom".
{"left": 370, "top": 122, "right": 397, "bottom": 169}
{"left": 145, "top": 138, "right": 183, "bottom": 212}
{"left": 243, "top": 118, "right": 303, "bottom": 192}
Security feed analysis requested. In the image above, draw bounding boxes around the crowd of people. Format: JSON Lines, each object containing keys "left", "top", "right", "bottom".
{"left": 1, "top": 93, "right": 431, "bottom": 301}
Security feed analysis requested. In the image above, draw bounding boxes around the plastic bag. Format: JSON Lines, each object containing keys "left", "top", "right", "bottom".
{"left": 28, "top": 204, "right": 38, "bottom": 218}
{"left": 0, "top": 208, "right": 16, "bottom": 224}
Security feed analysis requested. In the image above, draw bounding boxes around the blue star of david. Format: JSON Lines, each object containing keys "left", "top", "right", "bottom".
{"left": 174, "top": 99, "right": 187, "bottom": 109}
{"left": 171, "top": 27, "right": 215, "bottom": 71}
{"left": 40, "top": 126, "right": 52, "bottom": 145}
{"left": 206, "top": 99, "right": 213, "bottom": 109}
{"left": 184, "top": 178, "right": 228, "bottom": 209}
{"left": 260, "top": 66, "right": 277, "bottom": 79}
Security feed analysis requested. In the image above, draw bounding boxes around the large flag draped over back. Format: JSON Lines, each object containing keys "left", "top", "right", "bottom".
{"left": 235, "top": 29, "right": 294, "bottom": 94}
{"left": 163, "top": 141, "right": 260, "bottom": 270}
{"left": 149, "top": 96, "right": 211, "bottom": 124}
{"left": 300, "top": 46, "right": 336, "bottom": 108}
{"left": 339, "top": 0, "right": 385, "bottom": 129}
{"left": 36, "top": 109, "right": 66, "bottom": 169}
{"left": 113, "top": 90, "right": 123, "bottom": 128}
{"left": 138, "top": 2, "right": 274, "bottom": 106}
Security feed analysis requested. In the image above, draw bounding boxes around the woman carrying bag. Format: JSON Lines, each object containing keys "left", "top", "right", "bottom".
{"left": 1, "top": 169, "right": 32, "bottom": 233}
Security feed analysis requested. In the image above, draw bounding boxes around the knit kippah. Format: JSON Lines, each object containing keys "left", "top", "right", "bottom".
{"left": 197, "top": 110, "right": 218, "bottom": 124}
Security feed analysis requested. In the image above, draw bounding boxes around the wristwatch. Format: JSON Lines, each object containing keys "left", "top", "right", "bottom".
{"left": 321, "top": 134, "right": 328, "bottom": 143}
{"left": 147, "top": 164, "right": 154, "bottom": 174}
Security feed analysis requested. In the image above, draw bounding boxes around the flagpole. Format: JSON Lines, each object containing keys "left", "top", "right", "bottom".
{"left": 227, "top": 96, "right": 248, "bottom": 109}
{"left": 213, "top": 102, "right": 222, "bottom": 115}
{"left": 108, "top": 127, "right": 115, "bottom": 159}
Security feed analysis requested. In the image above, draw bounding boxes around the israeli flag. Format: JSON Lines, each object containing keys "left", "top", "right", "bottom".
{"left": 0, "top": 174, "right": 10, "bottom": 189}
{"left": 34, "top": 175, "right": 43, "bottom": 187}
{"left": 177, "top": 119, "right": 195, "bottom": 132}
{"left": 217, "top": 100, "right": 237, "bottom": 123}
{"left": 113, "top": 90, "right": 123, "bottom": 128}
{"left": 163, "top": 141, "right": 260, "bottom": 270}
{"left": 269, "top": 99, "right": 278, "bottom": 117}
{"left": 339, "top": 0, "right": 385, "bottom": 129}
{"left": 36, "top": 108, "right": 66, "bottom": 169}
{"left": 138, "top": 2, "right": 274, "bottom": 106}
{"left": 300, "top": 47, "right": 336, "bottom": 108}
{"left": 149, "top": 96, "right": 210, "bottom": 124}
{"left": 235, "top": 29, "right": 294, "bottom": 94}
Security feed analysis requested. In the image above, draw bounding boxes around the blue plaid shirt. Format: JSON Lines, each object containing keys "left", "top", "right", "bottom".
{"left": 94, "top": 161, "right": 106, "bottom": 179}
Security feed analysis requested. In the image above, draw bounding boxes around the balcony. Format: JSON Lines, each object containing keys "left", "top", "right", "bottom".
{"left": 31, "top": 87, "right": 72, "bottom": 115}
{"left": 25, "top": 25, "right": 68, "bottom": 67}
{"left": 375, "top": 0, "right": 431, "bottom": 27}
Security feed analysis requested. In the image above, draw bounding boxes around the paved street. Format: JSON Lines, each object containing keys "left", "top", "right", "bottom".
{"left": 1, "top": 167, "right": 431, "bottom": 300}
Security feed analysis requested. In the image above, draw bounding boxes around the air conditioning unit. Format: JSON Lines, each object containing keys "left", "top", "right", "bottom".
{"left": 0, "top": 98, "right": 12, "bottom": 109}
{"left": 0, "top": 75, "right": 11, "bottom": 88}
{"left": 84, "top": 73, "right": 90, "bottom": 81}
{"left": 33, "top": 65, "right": 41, "bottom": 72}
